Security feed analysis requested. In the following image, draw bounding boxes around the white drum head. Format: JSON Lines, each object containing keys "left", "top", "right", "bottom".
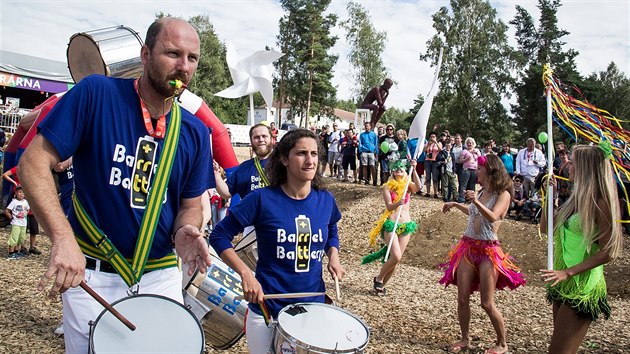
{"left": 91, "top": 295, "right": 203, "bottom": 353}
{"left": 276, "top": 303, "right": 369, "bottom": 351}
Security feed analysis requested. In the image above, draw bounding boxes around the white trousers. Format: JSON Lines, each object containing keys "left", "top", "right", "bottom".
{"left": 245, "top": 310, "right": 274, "bottom": 354}
{"left": 61, "top": 264, "right": 182, "bottom": 354}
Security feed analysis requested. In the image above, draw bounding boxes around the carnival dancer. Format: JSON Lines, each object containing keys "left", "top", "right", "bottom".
{"left": 362, "top": 158, "right": 422, "bottom": 295}
{"left": 18, "top": 18, "right": 213, "bottom": 353}
{"left": 540, "top": 143, "right": 623, "bottom": 354}
{"left": 440, "top": 154, "right": 525, "bottom": 354}
{"left": 209, "top": 129, "right": 345, "bottom": 353}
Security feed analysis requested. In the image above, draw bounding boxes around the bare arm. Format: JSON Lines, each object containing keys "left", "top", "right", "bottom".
{"left": 382, "top": 187, "right": 403, "bottom": 211}
{"left": 4, "top": 208, "right": 11, "bottom": 221}
{"left": 18, "top": 135, "right": 84, "bottom": 297}
{"left": 443, "top": 202, "right": 469, "bottom": 215}
{"left": 212, "top": 161, "right": 231, "bottom": 199}
{"left": 408, "top": 161, "right": 422, "bottom": 194}
{"left": 2, "top": 170, "right": 18, "bottom": 186}
{"left": 172, "top": 195, "right": 212, "bottom": 276}
{"left": 326, "top": 247, "right": 345, "bottom": 281}
{"left": 220, "top": 248, "right": 263, "bottom": 303}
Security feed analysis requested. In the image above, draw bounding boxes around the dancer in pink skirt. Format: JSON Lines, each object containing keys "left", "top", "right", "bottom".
{"left": 440, "top": 154, "right": 525, "bottom": 354}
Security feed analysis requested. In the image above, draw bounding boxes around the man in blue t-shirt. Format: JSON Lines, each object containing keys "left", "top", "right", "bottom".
{"left": 18, "top": 18, "right": 213, "bottom": 353}
{"left": 359, "top": 121, "right": 378, "bottom": 185}
{"left": 214, "top": 123, "right": 272, "bottom": 204}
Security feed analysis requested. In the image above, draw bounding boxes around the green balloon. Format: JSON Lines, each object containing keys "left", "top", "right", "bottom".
{"left": 538, "top": 132, "right": 548, "bottom": 144}
{"left": 381, "top": 141, "right": 390, "bottom": 153}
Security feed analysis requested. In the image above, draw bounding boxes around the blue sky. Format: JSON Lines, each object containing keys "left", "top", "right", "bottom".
{"left": 1, "top": 0, "right": 628, "bottom": 111}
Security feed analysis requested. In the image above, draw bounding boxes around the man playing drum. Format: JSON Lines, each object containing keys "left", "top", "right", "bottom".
{"left": 18, "top": 17, "right": 213, "bottom": 353}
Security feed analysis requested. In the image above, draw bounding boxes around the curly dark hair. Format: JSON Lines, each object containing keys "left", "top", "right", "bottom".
{"left": 266, "top": 129, "right": 324, "bottom": 189}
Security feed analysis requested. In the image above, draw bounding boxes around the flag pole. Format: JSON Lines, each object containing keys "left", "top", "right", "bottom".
{"left": 545, "top": 65, "right": 554, "bottom": 270}
{"left": 383, "top": 48, "right": 442, "bottom": 262}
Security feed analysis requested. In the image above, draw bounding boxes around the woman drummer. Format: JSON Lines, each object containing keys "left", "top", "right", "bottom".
{"left": 209, "top": 129, "right": 345, "bottom": 353}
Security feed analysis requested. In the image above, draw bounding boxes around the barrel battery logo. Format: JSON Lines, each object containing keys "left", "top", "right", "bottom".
{"left": 295, "top": 215, "right": 312, "bottom": 272}
{"left": 130, "top": 136, "right": 157, "bottom": 208}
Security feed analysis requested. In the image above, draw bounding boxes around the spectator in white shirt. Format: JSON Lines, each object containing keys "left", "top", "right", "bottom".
{"left": 515, "top": 138, "right": 546, "bottom": 195}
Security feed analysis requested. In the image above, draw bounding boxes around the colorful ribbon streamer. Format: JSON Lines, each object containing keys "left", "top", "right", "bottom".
{"left": 542, "top": 64, "right": 630, "bottom": 223}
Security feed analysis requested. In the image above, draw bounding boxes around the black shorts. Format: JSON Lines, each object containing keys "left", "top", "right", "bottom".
{"left": 342, "top": 155, "right": 357, "bottom": 170}
{"left": 27, "top": 214, "right": 39, "bottom": 235}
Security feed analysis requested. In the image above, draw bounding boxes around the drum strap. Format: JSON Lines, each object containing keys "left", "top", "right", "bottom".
{"left": 253, "top": 157, "right": 269, "bottom": 188}
{"left": 72, "top": 102, "right": 182, "bottom": 287}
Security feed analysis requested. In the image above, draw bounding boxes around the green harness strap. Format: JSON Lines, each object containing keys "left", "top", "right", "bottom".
{"left": 254, "top": 156, "right": 269, "bottom": 187}
{"left": 73, "top": 102, "right": 182, "bottom": 287}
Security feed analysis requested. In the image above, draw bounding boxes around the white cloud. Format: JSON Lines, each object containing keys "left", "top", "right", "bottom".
{"left": 1, "top": 0, "right": 627, "bottom": 111}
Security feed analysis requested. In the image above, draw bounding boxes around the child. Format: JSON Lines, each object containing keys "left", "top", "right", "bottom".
{"left": 5, "top": 186, "right": 30, "bottom": 259}
{"left": 340, "top": 129, "right": 358, "bottom": 182}
{"left": 522, "top": 190, "right": 542, "bottom": 222}
{"left": 438, "top": 141, "right": 457, "bottom": 201}
{"left": 511, "top": 175, "right": 528, "bottom": 219}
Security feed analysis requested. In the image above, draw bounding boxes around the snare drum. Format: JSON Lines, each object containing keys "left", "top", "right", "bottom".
{"left": 88, "top": 294, "right": 204, "bottom": 354}
{"left": 67, "top": 25, "right": 143, "bottom": 83}
{"left": 273, "top": 303, "right": 370, "bottom": 353}
{"left": 234, "top": 226, "right": 257, "bottom": 271}
{"left": 184, "top": 254, "right": 248, "bottom": 349}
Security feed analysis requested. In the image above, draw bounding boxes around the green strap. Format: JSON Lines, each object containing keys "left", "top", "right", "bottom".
{"left": 132, "top": 102, "right": 181, "bottom": 278}
{"left": 73, "top": 195, "right": 136, "bottom": 286}
{"left": 254, "top": 156, "right": 269, "bottom": 187}
{"left": 73, "top": 102, "right": 181, "bottom": 287}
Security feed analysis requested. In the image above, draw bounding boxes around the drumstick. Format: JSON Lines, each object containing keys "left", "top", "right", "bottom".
{"left": 235, "top": 292, "right": 325, "bottom": 301}
{"left": 80, "top": 281, "right": 136, "bottom": 331}
{"left": 334, "top": 276, "right": 341, "bottom": 302}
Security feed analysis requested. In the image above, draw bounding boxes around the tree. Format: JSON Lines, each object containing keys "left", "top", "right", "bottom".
{"left": 340, "top": 1, "right": 390, "bottom": 104}
{"left": 510, "top": 0, "right": 581, "bottom": 142}
{"left": 583, "top": 62, "right": 630, "bottom": 131}
{"left": 275, "top": 0, "right": 338, "bottom": 128}
{"left": 186, "top": 15, "right": 251, "bottom": 124}
{"left": 421, "top": 0, "right": 517, "bottom": 141}
{"left": 156, "top": 13, "right": 251, "bottom": 124}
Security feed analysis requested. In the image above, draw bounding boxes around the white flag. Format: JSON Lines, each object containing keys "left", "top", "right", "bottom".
{"left": 408, "top": 48, "right": 443, "bottom": 159}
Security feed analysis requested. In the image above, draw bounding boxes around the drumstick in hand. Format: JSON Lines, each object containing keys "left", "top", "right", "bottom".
{"left": 235, "top": 292, "right": 325, "bottom": 301}
{"left": 80, "top": 281, "right": 136, "bottom": 331}
{"left": 334, "top": 276, "right": 341, "bottom": 302}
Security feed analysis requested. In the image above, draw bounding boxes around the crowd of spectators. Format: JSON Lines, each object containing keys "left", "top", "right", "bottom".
{"left": 313, "top": 121, "right": 626, "bottom": 226}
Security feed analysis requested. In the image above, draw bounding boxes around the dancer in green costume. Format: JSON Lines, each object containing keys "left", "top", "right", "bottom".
{"left": 540, "top": 143, "right": 623, "bottom": 354}
{"left": 363, "top": 158, "right": 421, "bottom": 296}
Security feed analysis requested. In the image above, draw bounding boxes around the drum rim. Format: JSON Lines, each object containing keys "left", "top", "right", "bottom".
{"left": 234, "top": 229, "right": 257, "bottom": 251}
{"left": 90, "top": 293, "right": 205, "bottom": 354}
{"left": 274, "top": 302, "right": 370, "bottom": 353}
{"left": 66, "top": 25, "right": 143, "bottom": 84}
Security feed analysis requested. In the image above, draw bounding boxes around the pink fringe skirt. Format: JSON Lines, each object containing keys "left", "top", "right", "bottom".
{"left": 439, "top": 236, "right": 526, "bottom": 292}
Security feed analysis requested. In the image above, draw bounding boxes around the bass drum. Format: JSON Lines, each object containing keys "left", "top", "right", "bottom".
{"left": 67, "top": 25, "right": 143, "bottom": 83}
{"left": 88, "top": 294, "right": 204, "bottom": 354}
{"left": 183, "top": 254, "right": 248, "bottom": 350}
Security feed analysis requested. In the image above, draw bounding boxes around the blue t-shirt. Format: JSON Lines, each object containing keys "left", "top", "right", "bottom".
{"left": 38, "top": 75, "right": 213, "bottom": 259}
{"left": 210, "top": 186, "right": 341, "bottom": 317}
{"left": 55, "top": 166, "right": 74, "bottom": 217}
{"left": 358, "top": 131, "right": 378, "bottom": 153}
{"left": 226, "top": 158, "right": 267, "bottom": 199}
{"left": 499, "top": 152, "right": 515, "bottom": 175}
